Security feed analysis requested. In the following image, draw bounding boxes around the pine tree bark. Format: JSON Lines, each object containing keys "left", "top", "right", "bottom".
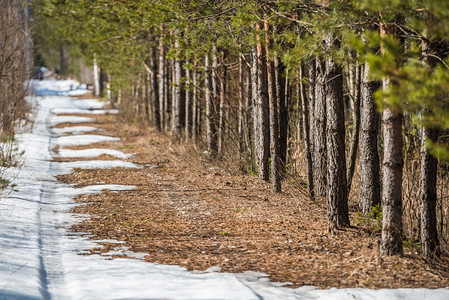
{"left": 275, "top": 56, "right": 288, "bottom": 174}
{"left": 313, "top": 59, "right": 327, "bottom": 198}
{"left": 380, "top": 22, "right": 404, "bottom": 256}
{"left": 347, "top": 63, "right": 362, "bottom": 192}
{"left": 297, "top": 73, "right": 304, "bottom": 141}
{"left": 420, "top": 125, "right": 439, "bottom": 256}
{"left": 245, "top": 61, "right": 253, "bottom": 162}
{"left": 93, "top": 54, "right": 100, "bottom": 97}
{"left": 205, "top": 53, "right": 217, "bottom": 154}
{"left": 143, "top": 71, "right": 150, "bottom": 120}
{"left": 265, "top": 19, "right": 281, "bottom": 192}
{"left": 256, "top": 25, "right": 270, "bottom": 181}
{"left": 149, "top": 46, "right": 161, "bottom": 130}
{"left": 359, "top": 63, "right": 381, "bottom": 214}
{"left": 308, "top": 60, "right": 316, "bottom": 195}
{"left": 165, "top": 58, "right": 171, "bottom": 130}
{"left": 185, "top": 64, "right": 192, "bottom": 142}
{"left": 99, "top": 67, "right": 106, "bottom": 98}
{"left": 218, "top": 51, "right": 226, "bottom": 154}
{"left": 326, "top": 54, "right": 349, "bottom": 229}
{"left": 171, "top": 59, "right": 176, "bottom": 131}
{"left": 251, "top": 48, "right": 260, "bottom": 171}
{"left": 301, "top": 63, "right": 314, "bottom": 199}
{"left": 419, "top": 32, "right": 439, "bottom": 257}
{"left": 172, "top": 39, "right": 185, "bottom": 142}
{"left": 192, "top": 63, "right": 199, "bottom": 140}
{"left": 381, "top": 100, "right": 403, "bottom": 255}
{"left": 238, "top": 54, "right": 245, "bottom": 156}
{"left": 211, "top": 48, "right": 219, "bottom": 153}
{"left": 158, "top": 33, "right": 166, "bottom": 131}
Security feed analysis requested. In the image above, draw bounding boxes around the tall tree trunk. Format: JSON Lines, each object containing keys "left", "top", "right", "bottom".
{"left": 144, "top": 70, "right": 150, "bottom": 121}
{"left": 245, "top": 60, "right": 254, "bottom": 162}
{"left": 171, "top": 59, "right": 176, "bottom": 131}
{"left": 93, "top": 53, "right": 100, "bottom": 97}
{"left": 419, "top": 31, "right": 439, "bottom": 257}
{"left": 192, "top": 63, "right": 199, "bottom": 140}
{"left": 276, "top": 56, "right": 288, "bottom": 175}
{"left": 359, "top": 63, "right": 381, "bottom": 214}
{"left": 211, "top": 48, "right": 219, "bottom": 153}
{"left": 381, "top": 97, "right": 403, "bottom": 255}
{"left": 256, "top": 24, "right": 270, "bottom": 181}
{"left": 380, "top": 23, "right": 403, "bottom": 256}
{"left": 301, "top": 63, "right": 314, "bottom": 199}
{"left": 326, "top": 52, "right": 349, "bottom": 229}
{"left": 164, "top": 59, "right": 170, "bottom": 130}
{"left": 238, "top": 54, "right": 245, "bottom": 156}
{"left": 347, "top": 63, "right": 362, "bottom": 192}
{"left": 172, "top": 39, "right": 184, "bottom": 142}
{"left": 185, "top": 64, "right": 192, "bottom": 142}
{"left": 169, "top": 59, "right": 175, "bottom": 130}
{"left": 251, "top": 48, "right": 260, "bottom": 171}
{"left": 313, "top": 59, "right": 327, "bottom": 198}
{"left": 59, "top": 46, "right": 69, "bottom": 75}
{"left": 158, "top": 33, "right": 166, "bottom": 131}
{"left": 165, "top": 57, "right": 172, "bottom": 130}
{"left": 149, "top": 47, "right": 161, "bottom": 130}
{"left": 205, "top": 53, "right": 217, "bottom": 154}
{"left": 132, "top": 84, "right": 137, "bottom": 115}
{"left": 218, "top": 51, "right": 226, "bottom": 154}
{"left": 420, "top": 125, "right": 439, "bottom": 257}
{"left": 265, "top": 19, "right": 281, "bottom": 192}
{"left": 99, "top": 67, "right": 106, "bottom": 98}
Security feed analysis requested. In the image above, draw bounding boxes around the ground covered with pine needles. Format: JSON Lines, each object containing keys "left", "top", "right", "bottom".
{"left": 54, "top": 103, "right": 449, "bottom": 289}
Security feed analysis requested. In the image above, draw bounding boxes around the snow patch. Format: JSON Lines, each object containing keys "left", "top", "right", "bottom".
{"left": 52, "top": 135, "right": 119, "bottom": 147}
{"left": 51, "top": 126, "right": 100, "bottom": 135}
{"left": 49, "top": 115, "right": 96, "bottom": 126}
{"left": 73, "top": 99, "right": 108, "bottom": 110}
{"left": 30, "top": 78, "right": 89, "bottom": 97}
{"left": 56, "top": 148, "right": 132, "bottom": 159}
{"left": 51, "top": 108, "right": 118, "bottom": 115}
{"left": 54, "top": 160, "right": 141, "bottom": 175}
{"left": 55, "top": 184, "right": 136, "bottom": 198}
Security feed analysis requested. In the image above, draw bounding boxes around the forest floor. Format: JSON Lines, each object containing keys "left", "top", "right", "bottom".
{"left": 55, "top": 96, "right": 449, "bottom": 290}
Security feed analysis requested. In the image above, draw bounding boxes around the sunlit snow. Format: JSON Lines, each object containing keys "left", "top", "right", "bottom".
{"left": 51, "top": 126, "right": 100, "bottom": 135}
{"left": 56, "top": 148, "right": 132, "bottom": 159}
{"left": 52, "top": 135, "right": 119, "bottom": 147}
{"left": 51, "top": 108, "right": 118, "bottom": 115}
{"left": 49, "top": 115, "right": 96, "bottom": 126}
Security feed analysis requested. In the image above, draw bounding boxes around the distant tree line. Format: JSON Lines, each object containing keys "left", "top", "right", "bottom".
{"left": 32, "top": 0, "right": 449, "bottom": 258}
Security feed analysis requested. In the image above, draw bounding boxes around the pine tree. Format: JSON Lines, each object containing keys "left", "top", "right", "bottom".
{"left": 359, "top": 63, "right": 381, "bottom": 214}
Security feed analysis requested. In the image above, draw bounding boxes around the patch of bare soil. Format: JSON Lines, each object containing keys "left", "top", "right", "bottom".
{"left": 55, "top": 112, "right": 449, "bottom": 289}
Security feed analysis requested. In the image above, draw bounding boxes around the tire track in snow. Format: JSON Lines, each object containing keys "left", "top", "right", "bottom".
{"left": 22, "top": 90, "right": 140, "bottom": 299}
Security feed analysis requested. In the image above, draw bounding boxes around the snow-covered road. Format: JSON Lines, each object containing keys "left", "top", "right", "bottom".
{"left": 1, "top": 78, "right": 448, "bottom": 299}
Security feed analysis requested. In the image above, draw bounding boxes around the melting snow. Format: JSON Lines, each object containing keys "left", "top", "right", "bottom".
{"left": 55, "top": 148, "right": 132, "bottom": 159}
{"left": 51, "top": 126, "right": 100, "bottom": 135}
{"left": 52, "top": 135, "right": 119, "bottom": 147}
{"left": 49, "top": 115, "right": 96, "bottom": 126}
{"left": 51, "top": 108, "right": 118, "bottom": 115}
{"left": 54, "top": 160, "right": 141, "bottom": 175}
